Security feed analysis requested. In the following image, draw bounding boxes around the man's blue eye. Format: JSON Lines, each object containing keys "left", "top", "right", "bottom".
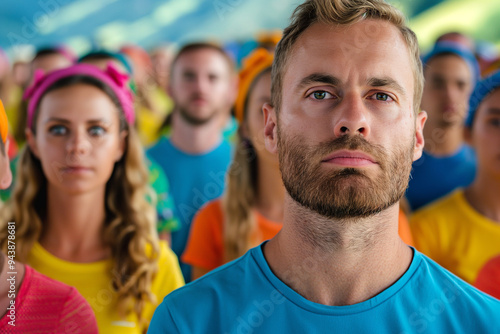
{"left": 49, "top": 125, "right": 67, "bottom": 135}
{"left": 375, "top": 93, "right": 389, "bottom": 101}
{"left": 313, "top": 91, "right": 328, "bottom": 100}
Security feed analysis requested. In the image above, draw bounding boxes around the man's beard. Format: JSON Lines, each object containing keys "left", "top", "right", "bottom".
{"left": 277, "top": 127, "right": 414, "bottom": 219}
{"left": 177, "top": 103, "right": 218, "bottom": 126}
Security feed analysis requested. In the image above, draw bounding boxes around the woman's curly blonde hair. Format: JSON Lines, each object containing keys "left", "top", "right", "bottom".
{"left": 0, "top": 76, "right": 159, "bottom": 327}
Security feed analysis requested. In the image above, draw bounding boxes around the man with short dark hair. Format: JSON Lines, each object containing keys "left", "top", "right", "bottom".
{"left": 149, "top": 1, "right": 500, "bottom": 332}
{"left": 406, "top": 42, "right": 478, "bottom": 211}
{"left": 147, "top": 43, "right": 235, "bottom": 282}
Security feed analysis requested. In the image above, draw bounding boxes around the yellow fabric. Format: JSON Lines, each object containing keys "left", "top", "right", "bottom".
{"left": 410, "top": 189, "right": 500, "bottom": 284}
{"left": 137, "top": 87, "right": 173, "bottom": 146}
{"left": 28, "top": 241, "right": 184, "bottom": 333}
{"left": 0, "top": 99, "right": 8, "bottom": 143}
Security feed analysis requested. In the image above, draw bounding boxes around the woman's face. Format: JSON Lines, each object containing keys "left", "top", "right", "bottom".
{"left": 244, "top": 71, "right": 277, "bottom": 165}
{"left": 469, "top": 88, "right": 500, "bottom": 177}
{"left": 27, "top": 83, "right": 127, "bottom": 195}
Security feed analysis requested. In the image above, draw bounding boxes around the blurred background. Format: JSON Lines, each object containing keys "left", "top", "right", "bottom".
{"left": 1, "top": 0, "right": 499, "bottom": 61}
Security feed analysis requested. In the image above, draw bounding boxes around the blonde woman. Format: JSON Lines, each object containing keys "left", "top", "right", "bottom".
{"left": 182, "top": 48, "right": 284, "bottom": 281}
{"left": 0, "top": 63, "right": 183, "bottom": 333}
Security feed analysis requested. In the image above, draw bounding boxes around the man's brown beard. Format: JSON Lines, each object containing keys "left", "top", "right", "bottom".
{"left": 277, "top": 128, "right": 414, "bottom": 219}
{"left": 177, "top": 103, "right": 218, "bottom": 126}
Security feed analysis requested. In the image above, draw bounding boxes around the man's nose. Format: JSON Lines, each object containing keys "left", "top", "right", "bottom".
{"left": 333, "top": 95, "right": 371, "bottom": 138}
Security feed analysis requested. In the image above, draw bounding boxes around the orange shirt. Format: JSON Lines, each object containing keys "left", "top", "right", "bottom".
{"left": 182, "top": 199, "right": 282, "bottom": 271}
{"left": 399, "top": 208, "right": 414, "bottom": 247}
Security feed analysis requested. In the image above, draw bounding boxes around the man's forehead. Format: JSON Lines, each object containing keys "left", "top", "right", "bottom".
{"left": 424, "top": 54, "right": 471, "bottom": 77}
{"left": 175, "top": 49, "right": 230, "bottom": 73}
{"left": 292, "top": 20, "right": 403, "bottom": 53}
{"left": 284, "top": 20, "right": 413, "bottom": 88}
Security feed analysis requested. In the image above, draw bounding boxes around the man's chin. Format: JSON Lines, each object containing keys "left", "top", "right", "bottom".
{"left": 179, "top": 108, "right": 216, "bottom": 126}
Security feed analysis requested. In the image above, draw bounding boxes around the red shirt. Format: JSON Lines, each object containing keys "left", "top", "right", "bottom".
{"left": 0, "top": 265, "right": 98, "bottom": 333}
{"left": 475, "top": 255, "right": 500, "bottom": 299}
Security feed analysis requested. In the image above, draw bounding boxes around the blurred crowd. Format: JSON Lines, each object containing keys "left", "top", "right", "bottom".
{"left": 0, "top": 19, "right": 499, "bottom": 333}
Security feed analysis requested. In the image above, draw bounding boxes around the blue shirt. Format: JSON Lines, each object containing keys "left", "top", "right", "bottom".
{"left": 406, "top": 145, "right": 476, "bottom": 211}
{"left": 147, "top": 137, "right": 233, "bottom": 281}
{"left": 149, "top": 243, "right": 500, "bottom": 334}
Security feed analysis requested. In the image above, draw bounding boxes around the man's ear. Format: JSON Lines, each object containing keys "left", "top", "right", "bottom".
{"left": 263, "top": 103, "right": 278, "bottom": 154}
{"left": 25, "top": 128, "right": 40, "bottom": 158}
{"left": 413, "top": 110, "right": 427, "bottom": 161}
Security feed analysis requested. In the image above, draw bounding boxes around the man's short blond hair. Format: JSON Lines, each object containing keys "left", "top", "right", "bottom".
{"left": 272, "top": 0, "right": 424, "bottom": 115}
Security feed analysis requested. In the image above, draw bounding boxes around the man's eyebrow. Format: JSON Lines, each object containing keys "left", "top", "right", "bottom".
{"left": 366, "top": 77, "right": 407, "bottom": 97}
{"left": 297, "top": 73, "right": 341, "bottom": 89}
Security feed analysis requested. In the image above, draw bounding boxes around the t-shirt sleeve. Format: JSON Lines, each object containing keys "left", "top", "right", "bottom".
{"left": 148, "top": 302, "right": 180, "bottom": 334}
{"left": 57, "top": 287, "right": 99, "bottom": 334}
{"left": 181, "top": 200, "right": 224, "bottom": 271}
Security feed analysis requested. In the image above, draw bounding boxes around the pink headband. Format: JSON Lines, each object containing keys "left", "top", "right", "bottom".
{"left": 23, "top": 63, "right": 135, "bottom": 128}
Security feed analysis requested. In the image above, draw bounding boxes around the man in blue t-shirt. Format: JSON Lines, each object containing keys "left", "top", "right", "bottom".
{"left": 406, "top": 40, "right": 479, "bottom": 211}
{"left": 148, "top": 1, "right": 500, "bottom": 333}
{"left": 148, "top": 43, "right": 235, "bottom": 281}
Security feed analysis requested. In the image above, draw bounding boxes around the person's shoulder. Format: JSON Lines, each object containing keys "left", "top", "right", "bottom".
{"left": 195, "top": 198, "right": 224, "bottom": 220}
{"left": 415, "top": 252, "right": 500, "bottom": 317}
{"left": 163, "top": 249, "right": 255, "bottom": 307}
{"left": 157, "top": 241, "right": 180, "bottom": 266}
{"left": 26, "top": 265, "right": 75, "bottom": 297}
{"left": 411, "top": 190, "right": 462, "bottom": 223}
{"left": 25, "top": 266, "right": 94, "bottom": 315}
{"left": 146, "top": 136, "right": 173, "bottom": 156}
{"left": 150, "top": 253, "right": 254, "bottom": 333}
{"left": 457, "top": 144, "right": 477, "bottom": 161}
{"left": 213, "top": 138, "right": 234, "bottom": 156}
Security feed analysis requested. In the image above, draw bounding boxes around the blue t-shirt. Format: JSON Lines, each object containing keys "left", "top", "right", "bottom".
{"left": 147, "top": 137, "right": 233, "bottom": 281}
{"left": 149, "top": 243, "right": 500, "bottom": 334}
{"left": 406, "top": 145, "right": 476, "bottom": 211}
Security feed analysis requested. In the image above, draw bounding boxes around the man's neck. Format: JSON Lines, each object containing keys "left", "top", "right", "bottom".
{"left": 263, "top": 196, "right": 412, "bottom": 306}
{"left": 170, "top": 111, "right": 223, "bottom": 155}
{"left": 423, "top": 121, "right": 463, "bottom": 156}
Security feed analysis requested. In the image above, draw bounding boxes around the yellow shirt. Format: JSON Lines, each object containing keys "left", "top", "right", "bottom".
{"left": 28, "top": 241, "right": 184, "bottom": 333}
{"left": 410, "top": 189, "right": 500, "bottom": 284}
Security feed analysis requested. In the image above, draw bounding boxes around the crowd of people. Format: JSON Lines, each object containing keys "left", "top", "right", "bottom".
{"left": 0, "top": 0, "right": 500, "bottom": 332}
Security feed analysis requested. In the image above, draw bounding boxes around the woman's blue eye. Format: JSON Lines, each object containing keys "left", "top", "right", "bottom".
{"left": 49, "top": 125, "right": 67, "bottom": 136}
{"left": 374, "top": 93, "right": 390, "bottom": 101}
{"left": 89, "top": 126, "right": 106, "bottom": 136}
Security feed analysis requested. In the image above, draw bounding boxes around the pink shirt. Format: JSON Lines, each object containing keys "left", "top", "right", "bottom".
{"left": 0, "top": 265, "right": 98, "bottom": 333}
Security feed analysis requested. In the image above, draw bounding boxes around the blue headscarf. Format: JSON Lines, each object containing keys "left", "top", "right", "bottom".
{"left": 422, "top": 41, "right": 480, "bottom": 84}
{"left": 466, "top": 70, "right": 500, "bottom": 127}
